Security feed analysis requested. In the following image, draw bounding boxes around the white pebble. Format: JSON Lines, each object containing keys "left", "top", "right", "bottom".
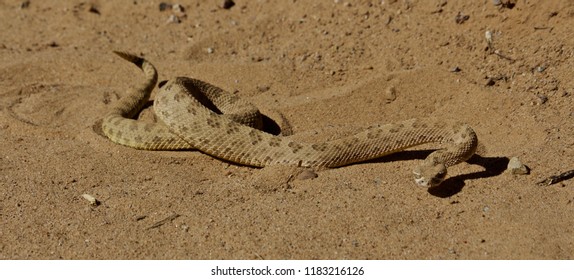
{"left": 81, "top": 194, "right": 99, "bottom": 206}
{"left": 485, "top": 30, "right": 493, "bottom": 44}
{"left": 507, "top": 157, "right": 529, "bottom": 175}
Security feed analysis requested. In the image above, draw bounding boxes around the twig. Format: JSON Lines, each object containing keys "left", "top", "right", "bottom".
{"left": 493, "top": 50, "right": 515, "bottom": 62}
{"left": 147, "top": 213, "right": 181, "bottom": 230}
{"left": 537, "top": 169, "right": 574, "bottom": 186}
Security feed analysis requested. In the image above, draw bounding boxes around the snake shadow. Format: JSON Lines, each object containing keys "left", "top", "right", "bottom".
{"left": 364, "top": 151, "right": 509, "bottom": 198}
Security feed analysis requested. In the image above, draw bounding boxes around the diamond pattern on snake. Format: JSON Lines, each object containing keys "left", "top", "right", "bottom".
{"left": 102, "top": 52, "right": 478, "bottom": 188}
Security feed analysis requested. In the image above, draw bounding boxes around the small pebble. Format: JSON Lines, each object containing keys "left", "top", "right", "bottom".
{"left": 492, "top": 0, "right": 501, "bottom": 6}
{"left": 536, "top": 94, "right": 548, "bottom": 105}
{"left": 485, "top": 78, "right": 496, "bottom": 87}
{"left": 450, "top": 66, "right": 461, "bottom": 72}
{"left": 159, "top": 2, "right": 171, "bottom": 11}
{"left": 206, "top": 47, "right": 214, "bottom": 54}
{"left": 220, "top": 0, "right": 235, "bottom": 9}
{"left": 167, "top": 14, "right": 181, "bottom": 24}
{"left": 257, "top": 85, "right": 270, "bottom": 92}
{"left": 81, "top": 194, "right": 100, "bottom": 206}
{"left": 455, "top": 12, "right": 469, "bottom": 24}
{"left": 88, "top": 5, "right": 100, "bottom": 14}
{"left": 20, "top": 0, "right": 30, "bottom": 9}
{"left": 172, "top": 3, "right": 185, "bottom": 13}
{"left": 507, "top": 157, "right": 529, "bottom": 175}
{"left": 384, "top": 86, "right": 397, "bottom": 103}
{"left": 485, "top": 30, "right": 493, "bottom": 43}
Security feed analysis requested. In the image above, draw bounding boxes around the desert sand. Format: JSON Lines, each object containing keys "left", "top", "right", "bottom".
{"left": 1, "top": 0, "right": 573, "bottom": 259}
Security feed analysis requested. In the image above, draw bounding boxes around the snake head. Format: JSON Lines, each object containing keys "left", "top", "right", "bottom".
{"left": 413, "top": 163, "right": 447, "bottom": 188}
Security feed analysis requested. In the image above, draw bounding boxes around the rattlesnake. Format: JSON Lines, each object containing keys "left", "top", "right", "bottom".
{"left": 102, "top": 52, "right": 478, "bottom": 188}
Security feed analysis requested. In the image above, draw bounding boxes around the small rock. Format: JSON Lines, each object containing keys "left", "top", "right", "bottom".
{"left": 219, "top": 0, "right": 235, "bottom": 9}
{"left": 501, "top": 0, "right": 516, "bottom": 9}
{"left": 81, "top": 194, "right": 100, "bottom": 206}
{"left": 159, "top": 2, "right": 171, "bottom": 11}
{"left": 20, "top": 0, "right": 30, "bottom": 9}
{"left": 536, "top": 94, "right": 548, "bottom": 104}
{"left": 485, "top": 30, "right": 493, "bottom": 45}
{"left": 450, "top": 66, "right": 461, "bottom": 72}
{"left": 485, "top": 30, "right": 493, "bottom": 40}
{"left": 492, "top": 0, "right": 502, "bottom": 6}
{"left": 88, "top": 5, "right": 100, "bottom": 14}
{"left": 536, "top": 65, "right": 546, "bottom": 72}
{"left": 256, "top": 85, "right": 270, "bottom": 93}
{"left": 206, "top": 47, "right": 214, "bottom": 54}
{"left": 383, "top": 14, "right": 392, "bottom": 25}
{"left": 167, "top": 14, "right": 181, "bottom": 24}
{"left": 485, "top": 78, "right": 496, "bottom": 87}
{"left": 172, "top": 3, "right": 185, "bottom": 13}
{"left": 507, "top": 157, "right": 529, "bottom": 175}
{"left": 455, "top": 12, "right": 469, "bottom": 24}
{"left": 384, "top": 86, "right": 397, "bottom": 104}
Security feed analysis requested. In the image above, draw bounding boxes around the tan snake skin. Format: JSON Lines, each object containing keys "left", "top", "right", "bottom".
{"left": 102, "top": 52, "right": 478, "bottom": 187}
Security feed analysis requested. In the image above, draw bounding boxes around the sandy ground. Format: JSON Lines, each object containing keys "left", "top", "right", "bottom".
{"left": 1, "top": 0, "right": 573, "bottom": 259}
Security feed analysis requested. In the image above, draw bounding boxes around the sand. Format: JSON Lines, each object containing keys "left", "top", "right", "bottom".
{"left": 1, "top": 0, "right": 573, "bottom": 259}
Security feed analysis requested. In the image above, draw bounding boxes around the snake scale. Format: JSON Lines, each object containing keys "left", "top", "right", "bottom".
{"left": 102, "top": 52, "right": 478, "bottom": 188}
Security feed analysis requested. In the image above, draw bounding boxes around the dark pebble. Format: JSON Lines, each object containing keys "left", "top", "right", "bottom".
{"left": 450, "top": 66, "right": 461, "bottom": 73}
{"left": 88, "top": 5, "right": 100, "bottom": 15}
{"left": 159, "top": 2, "right": 171, "bottom": 11}
{"left": 485, "top": 78, "right": 495, "bottom": 86}
{"left": 455, "top": 12, "right": 470, "bottom": 24}
{"left": 20, "top": 0, "right": 30, "bottom": 9}
{"left": 221, "top": 0, "right": 235, "bottom": 9}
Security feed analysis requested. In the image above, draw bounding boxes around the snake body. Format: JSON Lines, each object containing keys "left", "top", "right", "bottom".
{"left": 102, "top": 52, "right": 478, "bottom": 188}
